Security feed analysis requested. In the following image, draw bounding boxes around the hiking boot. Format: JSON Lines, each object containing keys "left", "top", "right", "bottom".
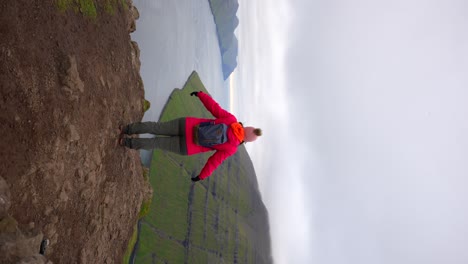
{"left": 119, "top": 124, "right": 128, "bottom": 135}
{"left": 119, "top": 137, "right": 126, "bottom": 147}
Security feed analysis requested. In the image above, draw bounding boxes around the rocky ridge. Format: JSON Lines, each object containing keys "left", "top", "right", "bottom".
{"left": 0, "top": 1, "right": 151, "bottom": 263}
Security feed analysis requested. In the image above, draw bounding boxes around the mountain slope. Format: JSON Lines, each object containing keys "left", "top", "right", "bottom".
{"left": 134, "top": 72, "right": 273, "bottom": 264}
{"left": 208, "top": 0, "right": 239, "bottom": 80}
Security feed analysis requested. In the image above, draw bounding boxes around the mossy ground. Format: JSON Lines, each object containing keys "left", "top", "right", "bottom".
{"left": 57, "top": 0, "right": 127, "bottom": 18}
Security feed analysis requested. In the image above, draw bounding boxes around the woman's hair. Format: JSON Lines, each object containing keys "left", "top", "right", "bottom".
{"left": 253, "top": 128, "right": 262, "bottom": 136}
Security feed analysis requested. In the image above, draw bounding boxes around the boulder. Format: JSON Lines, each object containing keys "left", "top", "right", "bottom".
{"left": 0, "top": 176, "right": 51, "bottom": 264}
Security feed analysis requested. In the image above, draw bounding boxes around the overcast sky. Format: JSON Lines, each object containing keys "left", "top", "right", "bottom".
{"left": 231, "top": 0, "right": 468, "bottom": 263}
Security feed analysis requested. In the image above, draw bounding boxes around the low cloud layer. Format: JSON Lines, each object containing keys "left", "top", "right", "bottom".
{"left": 234, "top": 0, "right": 468, "bottom": 263}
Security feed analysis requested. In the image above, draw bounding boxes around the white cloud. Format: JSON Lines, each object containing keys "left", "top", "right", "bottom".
{"left": 235, "top": 0, "right": 468, "bottom": 264}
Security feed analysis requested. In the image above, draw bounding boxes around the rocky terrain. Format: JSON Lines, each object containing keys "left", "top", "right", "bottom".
{"left": 0, "top": 1, "right": 152, "bottom": 263}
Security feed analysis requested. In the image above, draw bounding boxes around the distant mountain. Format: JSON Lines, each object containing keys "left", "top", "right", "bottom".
{"left": 208, "top": 0, "right": 239, "bottom": 80}
{"left": 133, "top": 72, "right": 273, "bottom": 264}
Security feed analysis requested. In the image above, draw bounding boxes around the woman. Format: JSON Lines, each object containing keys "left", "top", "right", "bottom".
{"left": 119, "top": 91, "right": 262, "bottom": 182}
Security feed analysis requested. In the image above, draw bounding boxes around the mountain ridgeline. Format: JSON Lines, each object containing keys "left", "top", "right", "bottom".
{"left": 133, "top": 72, "right": 273, "bottom": 263}
{"left": 208, "top": 0, "right": 239, "bottom": 80}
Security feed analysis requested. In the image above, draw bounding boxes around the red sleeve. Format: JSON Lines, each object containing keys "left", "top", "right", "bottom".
{"left": 199, "top": 149, "right": 236, "bottom": 180}
{"left": 198, "top": 91, "right": 235, "bottom": 119}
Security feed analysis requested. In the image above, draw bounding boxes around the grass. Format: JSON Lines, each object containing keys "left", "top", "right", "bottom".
{"left": 57, "top": 0, "right": 127, "bottom": 18}
{"left": 143, "top": 99, "right": 151, "bottom": 113}
{"left": 122, "top": 166, "right": 153, "bottom": 263}
{"left": 57, "top": 0, "right": 97, "bottom": 17}
{"left": 129, "top": 72, "right": 270, "bottom": 263}
{"left": 138, "top": 167, "right": 152, "bottom": 218}
{"left": 122, "top": 223, "right": 138, "bottom": 264}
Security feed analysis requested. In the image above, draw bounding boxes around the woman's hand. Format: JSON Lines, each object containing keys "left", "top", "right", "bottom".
{"left": 191, "top": 176, "right": 201, "bottom": 182}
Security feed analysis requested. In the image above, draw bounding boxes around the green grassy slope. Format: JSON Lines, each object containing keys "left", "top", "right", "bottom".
{"left": 133, "top": 71, "right": 272, "bottom": 264}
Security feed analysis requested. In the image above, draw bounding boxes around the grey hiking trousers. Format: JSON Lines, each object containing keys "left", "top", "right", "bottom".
{"left": 123, "top": 118, "right": 188, "bottom": 155}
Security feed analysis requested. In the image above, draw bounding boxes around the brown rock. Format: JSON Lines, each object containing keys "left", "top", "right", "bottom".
{"left": 0, "top": 177, "right": 11, "bottom": 220}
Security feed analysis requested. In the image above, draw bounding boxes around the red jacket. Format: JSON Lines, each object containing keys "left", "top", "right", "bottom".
{"left": 185, "top": 91, "right": 240, "bottom": 179}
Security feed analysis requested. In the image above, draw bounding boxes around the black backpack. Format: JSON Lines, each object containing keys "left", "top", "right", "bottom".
{"left": 196, "top": 121, "right": 228, "bottom": 147}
